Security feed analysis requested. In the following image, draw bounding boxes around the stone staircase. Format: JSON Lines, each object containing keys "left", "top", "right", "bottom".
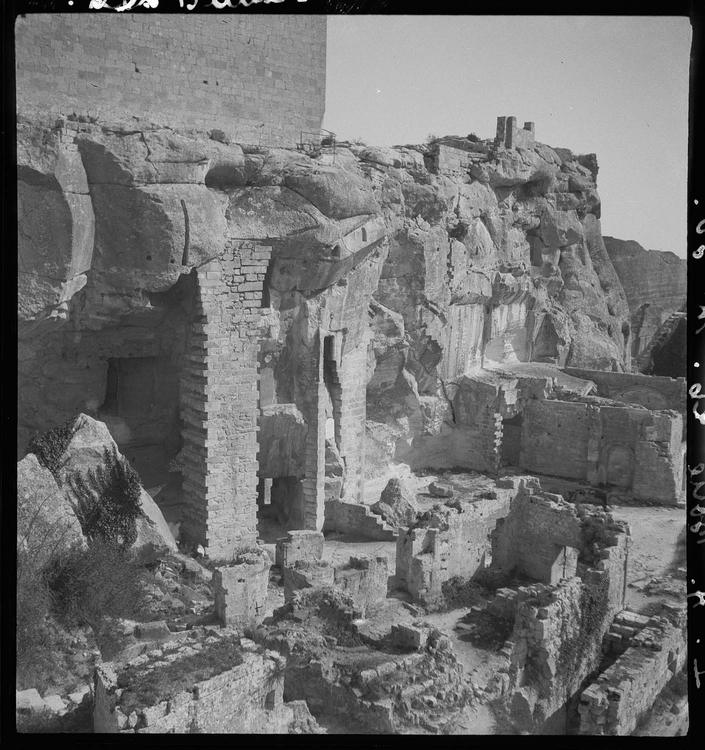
{"left": 323, "top": 500, "right": 398, "bottom": 541}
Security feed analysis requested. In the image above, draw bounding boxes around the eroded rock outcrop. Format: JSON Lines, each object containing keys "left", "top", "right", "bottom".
{"left": 603, "top": 236, "right": 686, "bottom": 371}
{"left": 18, "top": 115, "right": 638, "bottom": 543}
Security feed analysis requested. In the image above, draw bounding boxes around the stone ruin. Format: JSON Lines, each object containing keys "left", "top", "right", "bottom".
{"left": 15, "top": 14, "right": 688, "bottom": 738}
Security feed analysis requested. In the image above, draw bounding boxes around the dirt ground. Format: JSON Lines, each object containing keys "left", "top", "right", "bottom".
{"left": 609, "top": 504, "right": 686, "bottom": 614}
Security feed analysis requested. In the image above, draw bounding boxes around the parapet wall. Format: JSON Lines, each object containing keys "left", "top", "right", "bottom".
{"left": 15, "top": 14, "right": 326, "bottom": 147}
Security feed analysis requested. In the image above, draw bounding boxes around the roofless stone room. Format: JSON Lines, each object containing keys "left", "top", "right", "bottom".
{"left": 15, "top": 11, "right": 690, "bottom": 737}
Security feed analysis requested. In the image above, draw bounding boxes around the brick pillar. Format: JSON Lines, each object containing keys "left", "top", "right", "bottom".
{"left": 302, "top": 328, "right": 326, "bottom": 530}
{"left": 180, "top": 241, "right": 272, "bottom": 561}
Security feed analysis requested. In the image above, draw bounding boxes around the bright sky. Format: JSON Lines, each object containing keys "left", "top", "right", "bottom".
{"left": 324, "top": 15, "right": 692, "bottom": 257}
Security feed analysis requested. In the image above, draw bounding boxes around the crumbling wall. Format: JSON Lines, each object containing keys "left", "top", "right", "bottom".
{"left": 396, "top": 488, "right": 514, "bottom": 607}
{"left": 491, "top": 489, "right": 581, "bottom": 583}
{"left": 578, "top": 610, "right": 687, "bottom": 735}
{"left": 16, "top": 14, "right": 326, "bottom": 147}
{"left": 488, "top": 490, "right": 631, "bottom": 733}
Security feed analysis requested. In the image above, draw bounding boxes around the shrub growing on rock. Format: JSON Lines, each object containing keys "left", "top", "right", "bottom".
{"left": 68, "top": 446, "right": 142, "bottom": 550}
{"left": 27, "top": 417, "right": 78, "bottom": 479}
{"left": 45, "top": 539, "right": 147, "bottom": 630}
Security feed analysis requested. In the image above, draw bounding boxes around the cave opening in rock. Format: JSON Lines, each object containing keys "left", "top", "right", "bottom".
{"left": 98, "top": 355, "right": 181, "bottom": 492}
{"left": 533, "top": 315, "right": 560, "bottom": 363}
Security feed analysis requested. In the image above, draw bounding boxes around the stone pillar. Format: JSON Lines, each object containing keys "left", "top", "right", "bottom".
{"left": 180, "top": 241, "right": 272, "bottom": 561}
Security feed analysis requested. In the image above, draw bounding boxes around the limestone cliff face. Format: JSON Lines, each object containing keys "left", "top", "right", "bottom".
{"left": 603, "top": 236, "right": 686, "bottom": 369}
{"left": 358, "top": 137, "right": 631, "bottom": 469}
{"left": 18, "top": 115, "right": 632, "bottom": 509}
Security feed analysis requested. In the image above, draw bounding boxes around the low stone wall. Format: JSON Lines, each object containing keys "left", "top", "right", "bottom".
{"left": 283, "top": 561, "right": 335, "bottom": 603}
{"left": 275, "top": 530, "right": 324, "bottom": 569}
{"left": 282, "top": 555, "right": 388, "bottom": 618}
{"left": 578, "top": 609, "right": 687, "bottom": 735}
{"left": 93, "top": 632, "right": 305, "bottom": 733}
{"left": 333, "top": 556, "right": 388, "bottom": 617}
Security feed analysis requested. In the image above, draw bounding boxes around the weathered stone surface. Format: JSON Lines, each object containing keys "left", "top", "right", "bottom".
{"left": 370, "top": 478, "right": 418, "bottom": 528}
{"left": 603, "top": 236, "right": 686, "bottom": 369}
{"left": 17, "top": 453, "right": 84, "bottom": 561}
{"left": 55, "top": 414, "right": 177, "bottom": 551}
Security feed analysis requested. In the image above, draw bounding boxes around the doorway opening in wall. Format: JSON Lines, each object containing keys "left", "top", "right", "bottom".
{"left": 501, "top": 413, "right": 522, "bottom": 467}
{"left": 323, "top": 334, "right": 343, "bottom": 452}
{"left": 257, "top": 476, "right": 305, "bottom": 543}
{"left": 98, "top": 355, "right": 183, "bottom": 524}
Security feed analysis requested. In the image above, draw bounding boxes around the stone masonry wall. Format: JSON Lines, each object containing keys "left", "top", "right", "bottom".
{"left": 179, "top": 242, "right": 271, "bottom": 559}
{"left": 492, "top": 488, "right": 582, "bottom": 584}
{"left": 396, "top": 488, "right": 515, "bottom": 607}
{"left": 497, "top": 520, "right": 630, "bottom": 734}
{"left": 519, "top": 398, "right": 683, "bottom": 504}
{"left": 15, "top": 14, "right": 326, "bottom": 147}
{"left": 578, "top": 611, "right": 687, "bottom": 735}
{"left": 520, "top": 399, "right": 590, "bottom": 480}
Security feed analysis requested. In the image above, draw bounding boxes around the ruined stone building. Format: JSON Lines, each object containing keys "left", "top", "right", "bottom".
{"left": 16, "top": 18, "right": 687, "bottom": 736}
